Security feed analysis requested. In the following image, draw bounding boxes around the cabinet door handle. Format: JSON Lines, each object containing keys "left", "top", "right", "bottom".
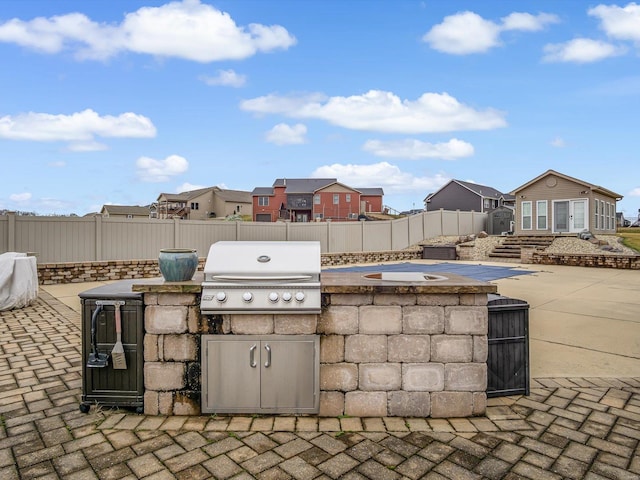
{"left": 249, "top": 344, "right": 257, "bottom": 368}
{"left": 264, "top": 344, "right": 271, "bottom": 368}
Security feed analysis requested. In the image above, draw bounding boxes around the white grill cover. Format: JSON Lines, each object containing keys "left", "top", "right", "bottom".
{"left": 0, "top": 252, "right": 38, "bottom": 311}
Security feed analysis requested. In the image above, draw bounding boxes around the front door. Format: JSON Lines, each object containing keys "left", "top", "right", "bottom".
{"left": 554, "top": 200, "right": 587, "bottom": 233}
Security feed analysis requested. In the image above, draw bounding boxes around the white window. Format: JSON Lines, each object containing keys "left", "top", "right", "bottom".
{"left": 190, "top": 202, "right": 199, "bottom": 210}
{"left": 607, "top": 202, "right": 614, "bottom": 230}
{"left": 536, "top": 200, "right": 547, "bottom": 230}
{"left": 346, "top": 194, "right": 351, "bottom": 202}
{"left": 314, "top": 195, "right": 320, "bottom": 205}
{"left": 600, "top": 200, "right": 605, "bottom": 230}
{"left": 594, "top": 200, "right": 599, "bottom": 229}
{"left": 522, "top": 201, "right": 532, "bottom": 230}
{"left": 333, "top": 194, "right": 339, "bottom": 204}
{"left": 258, "top": 196, "right": 269, "bottom": 206}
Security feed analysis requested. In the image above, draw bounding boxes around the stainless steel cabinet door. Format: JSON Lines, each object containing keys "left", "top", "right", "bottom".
{"left": 260, "top": 338, "right": 317, "bottom": 410}
{"left": 203, "top": 338, "right": 260, "bottom": 412}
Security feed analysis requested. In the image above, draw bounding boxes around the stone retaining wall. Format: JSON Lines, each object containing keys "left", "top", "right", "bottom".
{"left": 37, "top": 251, "right": 422, "bottom": 284}
{"left": 141, "top": 290, "right": 488, "bottom": 418}
{"left": 529, "top": 252, "right": 640, "bottom": 269}
{"left": 36, "top": 247, "right": 638, "bottom": 285}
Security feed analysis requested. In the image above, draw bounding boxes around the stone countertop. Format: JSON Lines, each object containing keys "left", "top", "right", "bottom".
{"left": 320, "top": 271, "right": 496, "bottom": 294}
{"left": 131, "top": 273, "right": 204, "bottom": 294}
{"left": 130, "top": 271, "right": 496, "bottom": 295}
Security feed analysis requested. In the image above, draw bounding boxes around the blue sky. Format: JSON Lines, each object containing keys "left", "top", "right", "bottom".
{"left": 1, "top": 0, "right": 639, "bottom": 220}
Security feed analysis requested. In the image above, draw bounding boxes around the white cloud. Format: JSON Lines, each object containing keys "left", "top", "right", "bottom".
{"left": 362, "top": 138, "right": 474, "bottom": 160}
{"left": 501, "top": 12, "right": 559, "bottom": 32}
{"left": 423, "top": 11, "right": 501, "bottom": 54}
{"left": 38, "top": 198, "right": 76, "bottom": 212}
{"left": 265, "top": 123, "right": 307, "bottom": 145}
{"left": 9, "top": 192, "right": 32, "bottom": 202}
{"left": 629, "top": 187, "right": 640, "bottom": 196}
{"left": 176, "top": 182, "right": 207, "bottom": 193}
{"left": 550, "top": 137, "right": 566, "bottom": 148}
{"left": 423, "top": 11, "right": 558, "bottom": 54}
{"left": 542, "top": 38, "right": 626, "bottom": 63}
{"left": 136, "top": 154, "right": 188, "bottom": 182}
{"left": 0, "top": 0, "right": 296, "bottom": 62}
{"left": 589, "top": 2, "right": 640, "bottom": 43}
{"left": 241, "top": 90, "right": 506, "bottom": 133}
{"left": 66, "top": 141, "right": 109, "bottom": 152}
{"left": 199, "top": 69, "right": 246, "bottom": 87}
{"left": 311, "top": 161, "right": 449, "bottom": 194}
{"left": 0, "top": 109, "right": 156, "bottom": 147}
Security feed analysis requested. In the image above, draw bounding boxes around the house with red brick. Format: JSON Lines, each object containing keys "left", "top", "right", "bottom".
{"left": 251, "top": 178, "right": 383, "bottom": 222}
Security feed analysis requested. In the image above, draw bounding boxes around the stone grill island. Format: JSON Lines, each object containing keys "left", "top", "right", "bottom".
{"left": 132, "top": 270, "right": 497, "bottom": 418}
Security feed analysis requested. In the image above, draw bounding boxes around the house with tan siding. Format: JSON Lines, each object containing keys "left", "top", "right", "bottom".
{"left": 510, "top": 170, "right": 622, "bottom": 236}
{"left": 100, "top": 205, "right": 151, "bottom": 219}
{"left": 153, "top": 187, "right": 252, "bottom": 220}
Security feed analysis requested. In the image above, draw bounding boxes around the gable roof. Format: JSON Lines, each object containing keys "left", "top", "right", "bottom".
{"left": 215, "top": 188, "right": 252, "bottom": 203}
{"left": 273, "top": 178, "right": 337, "bottom": 193}
{"left": 101, "top": 205, "right": 150, "bottom": 216}
{"left": 158, "top": 186, "right": 252, "bottom": 203}
{"left": 252, "top": 187, "right": 274, "bottom": 196}
{"left": 157, "top": 187, "right": 215, "bottom": 202}
{"left": 359, "top": 188, "right": 384, "bottom": 196}
{"left": 510, "top": 169, "right": 623, "bottom": 199}
{"left": 253, "top": 178, "right": 383, "bottom": 196}
{"left": 455, "top": 180, "right": 506, "bottom": 198}
{"left": 424, "top": 179, "right": 506, "bottom": 202}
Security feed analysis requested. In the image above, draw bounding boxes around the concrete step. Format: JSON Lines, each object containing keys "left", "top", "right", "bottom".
{"left": 488, "top": 252, "right": 521, "bottom": 258}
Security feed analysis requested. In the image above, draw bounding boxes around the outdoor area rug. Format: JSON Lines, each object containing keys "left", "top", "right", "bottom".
{"left": 324, "top": 262, "right": 535, "bottom": 282}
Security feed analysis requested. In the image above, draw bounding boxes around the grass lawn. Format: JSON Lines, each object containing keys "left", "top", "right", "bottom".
{"left": 617, "top": 228, "right": 640, "bottom": 252}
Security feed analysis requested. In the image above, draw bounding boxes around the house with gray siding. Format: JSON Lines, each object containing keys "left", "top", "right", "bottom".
{"left": 423, "top": 179, "right": 513, "bottom": 213}
{"left": 510, "top": 169, "right": 622, "bottom": 236}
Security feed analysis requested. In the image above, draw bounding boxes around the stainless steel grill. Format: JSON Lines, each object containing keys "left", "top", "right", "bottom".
{"left": 200, "top": 241, "right": 321, "bottom": 314}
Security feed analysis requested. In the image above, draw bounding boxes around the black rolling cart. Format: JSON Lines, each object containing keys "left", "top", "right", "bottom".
{"left": 79, "top": 280, "right": 144, "bottom": 413}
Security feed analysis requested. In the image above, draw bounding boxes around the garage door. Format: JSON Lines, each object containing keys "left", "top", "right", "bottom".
{"left": 255, "top": 214, "right": 271, "bottom": 222}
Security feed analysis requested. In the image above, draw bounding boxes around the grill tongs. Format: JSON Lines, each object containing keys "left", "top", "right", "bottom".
{"left": 86, "top": 300, "right": 126, "bottom": 368}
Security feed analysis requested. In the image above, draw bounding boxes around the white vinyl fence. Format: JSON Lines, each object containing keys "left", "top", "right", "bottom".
{"left": 0, "top": 211, "right": 486, "bottom": 263}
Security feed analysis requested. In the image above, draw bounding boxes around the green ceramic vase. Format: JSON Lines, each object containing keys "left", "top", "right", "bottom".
{"left": 158, "top": 248, "right": 198, "bottom": 282}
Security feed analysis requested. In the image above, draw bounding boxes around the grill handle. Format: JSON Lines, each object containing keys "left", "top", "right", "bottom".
{"left": 264, "top": 344, "right": 271, "bottom": 368}
{"left": 249, "top": 344, "right": 257, "bottom": 368}
{"left": 209, "top": 275, "right": 314, "bottom": 282}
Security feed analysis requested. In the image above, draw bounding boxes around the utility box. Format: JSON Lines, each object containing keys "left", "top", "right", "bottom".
{"left": 422, "top": 245, "right": 457, "bottom": 260}
{"left": 487, "top": 294, "right": 530, "bottom": 398}
{"left": 79, "top": 280, "right": 144, "bottom": 413}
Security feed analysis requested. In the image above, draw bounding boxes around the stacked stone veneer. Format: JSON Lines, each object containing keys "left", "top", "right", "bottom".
{"left": 38, "top": 258, "right": 206, "bottom": 285}
{"left": 37, "top": 251, "right": 423, "bottom": 285}
{"left": 529, "top": 252, "right": 640, "bottom": 269}
{"left": 141, "top": 290, "right": 488, "bottom": 418}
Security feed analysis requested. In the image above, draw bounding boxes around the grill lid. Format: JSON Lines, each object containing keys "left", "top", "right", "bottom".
{"left": 203, "top": 241, "right": 320, "bottom": 282}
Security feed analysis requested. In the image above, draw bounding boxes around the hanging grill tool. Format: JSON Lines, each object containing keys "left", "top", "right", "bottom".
{"left": 86, "top": 300, "right": 126, "bottom": 369}
{"left": 110, "top": 301, "right": 127, "bottom": 369}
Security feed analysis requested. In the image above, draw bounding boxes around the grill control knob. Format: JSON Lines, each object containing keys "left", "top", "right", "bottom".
{"left": 282, "top": 292, "right": 292, "bottom": 302}
{"left": 268, "top": 292, "right": 279, "bottom": 303}
{"left": 242, "top": 292, "right": 253, "bottom": 302}
{"left": 295, "top": 291, "right": 305, "bottom": 302}
{"left": 215, "top": 292, "right": 227, "bottom": 303}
